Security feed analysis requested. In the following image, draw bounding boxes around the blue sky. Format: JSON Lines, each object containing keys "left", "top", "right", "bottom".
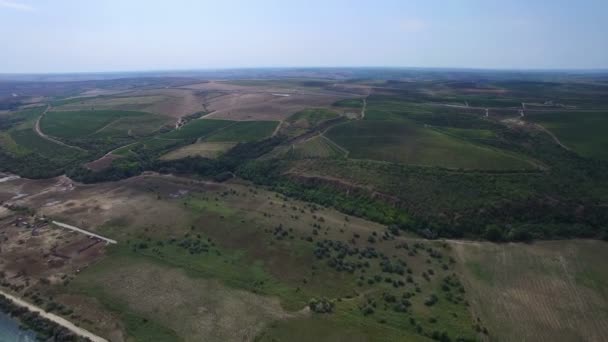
{"left": 1, "top": 0, "right": 607, "bottom": 73}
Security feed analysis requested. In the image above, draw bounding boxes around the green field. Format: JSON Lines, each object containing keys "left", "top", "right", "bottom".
{"left": 10, "top": 128, "right": 85, "bottom": 162}
{"left": 40, "top": 110, "right": 151, "bottom": 139}
{"left": 326, "top": 120, "right": 535, "bottom": 170}
{"left": 287, "top": 135, "right": 346, "bottom": 159}
{"left": 527, "top": 111, "right": 608, "bottom": 160}
{"left": 92, "top": 114, "right": 170, "bottom": 138}
{"left": 206, "top": 121, "right": 278, "bottom": 142}
{"left": 288, "top": 108, "right": 339, "bottom": 126}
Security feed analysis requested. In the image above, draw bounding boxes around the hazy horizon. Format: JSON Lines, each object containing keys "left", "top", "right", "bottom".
{"left": 1, "top": 0, "right": 607, "bottom": 73}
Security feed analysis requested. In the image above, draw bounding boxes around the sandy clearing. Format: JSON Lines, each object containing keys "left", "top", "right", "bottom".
{"left": 160, "top": 141, "right": 236, "bottom": 160}
{"left": 0, "top": 290, "right": 108, "bottom": 342}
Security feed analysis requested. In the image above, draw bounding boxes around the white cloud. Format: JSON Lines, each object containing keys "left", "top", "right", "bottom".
{"left": 399, "top": 18, "right": 427, "bottom": 33}
{"left": 0, "top": 0, "right": 34, "bottom": 11}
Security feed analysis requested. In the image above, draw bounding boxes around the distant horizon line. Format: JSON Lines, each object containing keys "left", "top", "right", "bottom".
{"left": 2, "top": 65, "right": 608, "bottom": 76}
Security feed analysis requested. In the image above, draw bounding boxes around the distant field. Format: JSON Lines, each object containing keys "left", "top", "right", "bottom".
{"left": 41, "top": 110, "right": 150, "bottom": 139}
{"left": 92, "top": 114, "right": 170, "bottom": 138}
{"left": 287, "top": 108, "right": 339, "bottom": 126}
{"left": 161, "top": 119, "right": 234, "bottom": 140}
{"left": 333, "top": 98, "right": 364, "bottom": 109}
{"left": 527, "top": 111, "right": 608, "bottom": 160}
{"left": 52, "top": 88, "right": 207, "bottom": 118}
{"left": 453, "top": 240, "right": 608, "bottom": 342}
{"left": 287, "top": 135, "right": 346, "bottom": 159}
{"left": 326, "top": 120, "right": 536, "bottom": 170}
{"left": 206, "top": 120, "right": 278, "bottom": 142}
{"left": 159, "top": 141, "right": 236, "bottom": 160}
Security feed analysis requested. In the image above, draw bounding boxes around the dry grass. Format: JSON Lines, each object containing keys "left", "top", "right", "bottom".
{"left": 452, "top": 240, "right": 608, "bottom": 342}
{"left": 77, "top": 260, "right": 292, "bottom": 342}
{"left": 159, "top": 141, "right": 236, "bottom": 160}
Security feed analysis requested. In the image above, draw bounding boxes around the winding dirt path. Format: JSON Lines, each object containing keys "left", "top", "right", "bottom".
{"left": 0, "top": 290, "right": 108, "bottom": 342}
{"left": 34, "top": 106, "right": 87, "bottom": 152}
{"left": 532, "top": 123, "right": 572, "bottom": 151}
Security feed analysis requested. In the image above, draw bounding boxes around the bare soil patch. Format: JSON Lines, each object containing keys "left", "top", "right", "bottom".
{"left": 160, "top": 141, "right": 236, "bottom": 160}
{"left": 84, "top": 154, "right": 120, "bottom": 171}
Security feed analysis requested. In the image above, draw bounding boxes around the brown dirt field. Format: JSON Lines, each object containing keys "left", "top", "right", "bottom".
{"left": 452, "top": 240, "right": 608, "bottom": 342}
{"left": 204, "top": 92, "right": 347, "bottom": 121}
{"left": 177, "top": 80, "right": 355, "bottom": 121}
{"left": 0, "top": 214, "right": 106, "bottom": 291}
{"left": 84, "top": 154, "right": 120, "bottom": 171}
{"left": 0, "top": 175, "right": 196, "bottom": 238}
{"left": 160, "top": 141, "right": 236, "bottom": 160}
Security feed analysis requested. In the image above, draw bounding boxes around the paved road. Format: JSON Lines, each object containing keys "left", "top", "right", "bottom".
{"left": 0, "top": 290, "right": 108, "bottom": 342}
{"left": 52, "top": 221, "right": 117, "bottom": 244}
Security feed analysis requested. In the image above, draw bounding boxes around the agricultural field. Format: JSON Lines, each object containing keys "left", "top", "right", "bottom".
{"left": 285, "top": 135, "right": 347, "bottom": 159}
{"left": 326, "top": 120, "right": 536, "bottom": 170}
{"left": 526, "top": 111, "right": 608, "bottom": 161}
{"left": 40, "top": 110, "right": 162, "bottom": 140}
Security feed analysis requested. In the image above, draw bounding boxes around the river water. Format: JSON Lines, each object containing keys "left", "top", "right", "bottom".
{"left": 0, "top": 311, "right": 36, "bottom": 342}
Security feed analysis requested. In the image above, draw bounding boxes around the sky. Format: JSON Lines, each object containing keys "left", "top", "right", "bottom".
{"left": 0, "top": 0, "right": 607, "bottom": 73}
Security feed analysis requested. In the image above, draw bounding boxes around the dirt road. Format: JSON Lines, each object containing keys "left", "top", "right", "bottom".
{"left": 360, "top": 97, "right": 367, "bottom": 119}
{"left": 34, "top": 106, "right": 87, "bottom": 151}
{"left": 52, "top": 221, "right": 117, "bottom": 244}
{"left": 0, "top": 290, "right": 108, "bottom": 342}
